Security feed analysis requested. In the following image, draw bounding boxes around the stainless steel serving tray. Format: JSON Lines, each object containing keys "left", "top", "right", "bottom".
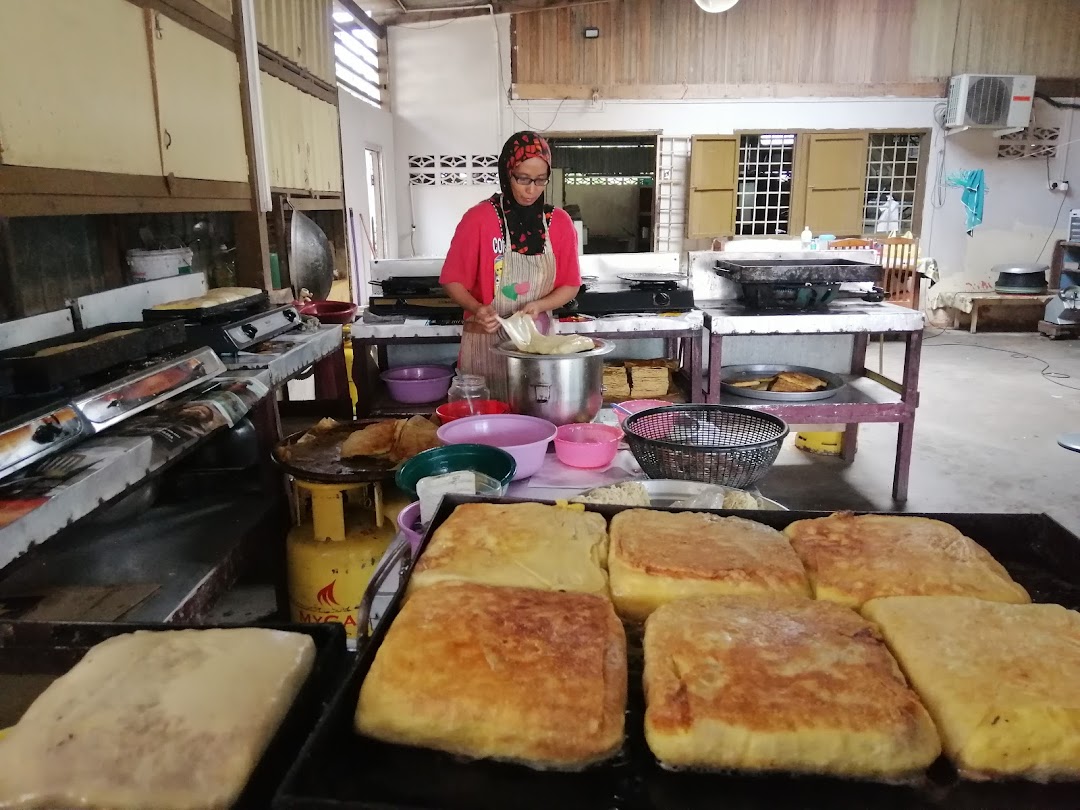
{"left": 720, "top": 363, "right": 846, "bottom": 402}
{"left": 576, "top": 479, "right": 787, "bottom": 511}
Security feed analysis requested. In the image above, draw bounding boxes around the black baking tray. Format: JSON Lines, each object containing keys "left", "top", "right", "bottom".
{"left": 0, "top": 320, "right": 186, "bottom": 391}
{"left": 142, "top": 289, "right": 269, "bottom": 322}
{"left": 0, "top": 620, "right": 349, "bottom": 809}
{"left": 716, "top": 257, "right": 883, "bottom": 284}
{"left": 275, "top": 496, "right": 1080, "bottom": 810}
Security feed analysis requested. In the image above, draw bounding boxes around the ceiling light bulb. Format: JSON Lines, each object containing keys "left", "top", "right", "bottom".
{"left": 694, "top": 0, "right": 740, "bottom": 11}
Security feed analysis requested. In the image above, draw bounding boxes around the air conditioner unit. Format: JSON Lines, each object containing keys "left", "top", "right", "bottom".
{"left": 946, "top": 74, "right": 1035, "bottom": 130}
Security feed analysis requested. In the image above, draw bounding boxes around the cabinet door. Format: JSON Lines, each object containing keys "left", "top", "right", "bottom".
{"left": 0, "top": 0, "right": 160, "bottom": 175}
{"left": 152, "top": 13, "right": 249, "bottom": 182}
{"left": 688, "top": 136, "right": 738, "bottom": 238}
{"left": 803, "top": 133, "right": 868, "bottom": 237}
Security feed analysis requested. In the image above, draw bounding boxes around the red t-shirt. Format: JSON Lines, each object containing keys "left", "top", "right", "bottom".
{"left": 439, "top": 201, "right": 582, "bottom": 308}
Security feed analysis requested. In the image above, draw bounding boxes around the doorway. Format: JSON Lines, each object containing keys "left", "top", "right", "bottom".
{"left": 364, "top": 147, "right": 385, "bottom": 261}
{"left": 545, "top": 135, "right": 657, "bottom": 253}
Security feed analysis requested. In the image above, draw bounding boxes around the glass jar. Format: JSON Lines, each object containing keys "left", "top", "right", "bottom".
{"left": 447, "top": 373, "right": 489, "bottom": 405}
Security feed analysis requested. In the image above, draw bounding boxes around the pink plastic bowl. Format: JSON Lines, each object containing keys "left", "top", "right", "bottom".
{"left": 436, "top": 414, "right": 557, "bottom": 480}
{"left": 612, "top": 399, "right": 670, "bottom": 425}
{"left": 396, "top": 500, "right": 425, "bottom": 555}
{"left": 554, "top": 423, "right": 622, "bottom": 469}
{"left": 380, "top": 365, "right": 454, "bottom": 404}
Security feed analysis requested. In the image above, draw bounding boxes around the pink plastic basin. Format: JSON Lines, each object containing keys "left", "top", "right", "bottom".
{"left": 436, "top": 414, "right": 557, "bottom": 480}
{"left": 612, "top": 399, "right": 670, "bottom": 425}
{"left": 380, "top": 365, "right": 454, "bottom": 404}
{"left": 554, "top": 423, "right": 622, "bottom": 469}
{"left": 396, "top": 500, "right": 425, "bottom": 555}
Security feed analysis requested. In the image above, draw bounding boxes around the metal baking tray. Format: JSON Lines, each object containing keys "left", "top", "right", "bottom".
{"left": 715, "top": 258, "right": 882, "bottom": 285}
{"left": 0, "top": 320, "right": 186, "bottom": 391}
{"left": 142, "top": 289, "right": 268, "bottom": 322}
{"left": 275, "top": 495, "right": 1080, "bottom": 809}
{"left": 575, "top": 479, "right": 787, "bottom": 511}
{"left": 720, "top": 363, "right": 847, "bottom": 402}
{"left": 0, "top": 621, "right": 348, "bottom": 809}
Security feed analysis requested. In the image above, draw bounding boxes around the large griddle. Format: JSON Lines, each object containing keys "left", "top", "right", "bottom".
{"left": 0, "top": 621, "right": 348, "bottom": 810}
{"left": 275, "top": 495, "right": 1080, "bottom": 810}
{"left": 141, "top": 289, "right": 268, "bottom": 322}
{"left": 0, "top": 320, "right": 186, "bottom": 391}
{"left": 715, "top": 257, "right": 883, "bottom": 285}
{"left": 272, "top": 421, "right": 400, "bottom": 484}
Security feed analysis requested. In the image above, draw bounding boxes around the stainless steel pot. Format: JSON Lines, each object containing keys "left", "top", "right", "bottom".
{"left": 494, "top": 340, "right": 615, "bottom": 425}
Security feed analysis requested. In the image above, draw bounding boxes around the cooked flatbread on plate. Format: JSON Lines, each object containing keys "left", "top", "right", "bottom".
{"left": 340, "top": 420, "right": 402, "bottom": 459}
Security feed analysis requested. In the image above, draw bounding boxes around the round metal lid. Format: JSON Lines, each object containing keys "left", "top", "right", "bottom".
{"left": 992, "top": 262, "right": 1049, "bottom": 275}
{"left": 1058, "top": 432, "right": 1080, "bottom": 453}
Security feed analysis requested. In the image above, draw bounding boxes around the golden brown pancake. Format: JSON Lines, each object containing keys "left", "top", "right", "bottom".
{"left": 388, "top": 415, "right": 439, "bottom": 463}
{"left": 863, "top": 595, "right": 1080, "bottom": 781}
{"left": 408, "top": 502, "right": 609, "bottom": 597}
{"left": 355, "top": 582, "right": 626, "bottom": 769}
{"left": 340, "top": 420, "right": 402, "bottom": 459}
{"left": 0, "top": 629, "right": 314, "bottom": 809}
{"left": 643, "top": 595, "right": 941, "bottom": 778}
{"left": 608, "top": 509, "right": 810, "bottom": 621}
{"left": 785, "top": 512, "right": 1030, "bottom": 608}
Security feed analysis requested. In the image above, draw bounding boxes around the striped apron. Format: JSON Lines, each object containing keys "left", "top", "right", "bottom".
{"left": 458, "top": 213, "right": 557, "bottom": 402}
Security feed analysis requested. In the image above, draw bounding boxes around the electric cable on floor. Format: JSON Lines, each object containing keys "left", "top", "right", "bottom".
{"left": 922, "top": 339, "right": 1080, "bottom": 391}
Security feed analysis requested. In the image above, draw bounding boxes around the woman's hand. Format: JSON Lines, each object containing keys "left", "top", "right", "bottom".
{"left": 473, "top": 304, "right": 501, "bottom": 334}
{"left": 520, "top": 301, "right": 547, "bottom": 318}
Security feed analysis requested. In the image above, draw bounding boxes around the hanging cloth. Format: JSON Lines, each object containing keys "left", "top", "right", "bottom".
{"left": 946, "top": 169, "right": 986, "bottom": 235}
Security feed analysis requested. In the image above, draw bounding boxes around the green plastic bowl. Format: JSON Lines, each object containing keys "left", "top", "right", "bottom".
{"left": 395, "top": 443, "right": 517, "bottom": 501}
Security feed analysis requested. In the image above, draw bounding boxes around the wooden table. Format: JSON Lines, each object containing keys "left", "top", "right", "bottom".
{"left": 948, "top": 292, "right": 1053, "bottom": 334}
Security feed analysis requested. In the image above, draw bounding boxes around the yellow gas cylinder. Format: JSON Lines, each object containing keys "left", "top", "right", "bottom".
{"left": 286, "top": 480, "right": 394, "bottom": 639}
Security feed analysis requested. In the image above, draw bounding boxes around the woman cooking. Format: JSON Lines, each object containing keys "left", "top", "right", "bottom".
{"left": 439, "top": 131, "right": 582, "bottom": 401}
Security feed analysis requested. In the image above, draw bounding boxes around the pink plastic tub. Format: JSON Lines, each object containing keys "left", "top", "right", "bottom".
{"left": 554, "top": 423, "right": 622, "bottom": 469}
{"left": 436, "top": 414, "right": 557, "bottom": 480}
{"left": 396, "top": 500, "right": 425, "bottom": 555}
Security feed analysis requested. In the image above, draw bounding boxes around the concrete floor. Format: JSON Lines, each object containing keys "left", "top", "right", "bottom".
{"left": 757, "top": 330, "right": 1080, "bottom": 535}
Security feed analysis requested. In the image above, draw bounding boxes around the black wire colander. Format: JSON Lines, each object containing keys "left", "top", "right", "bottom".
{"left": 622, "top": 405, "right": 789, "bottom": 489}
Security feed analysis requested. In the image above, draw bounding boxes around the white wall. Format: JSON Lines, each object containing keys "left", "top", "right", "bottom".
{"left": 339, "top": 90, "right": 399, "bottom": 300}
{"left": 388, "top": 14, "right": 1077, "bottom": 290}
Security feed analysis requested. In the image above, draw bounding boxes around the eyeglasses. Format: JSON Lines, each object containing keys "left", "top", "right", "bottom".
{"left": 511, "top": 174, "right": 550, "bottom": 188}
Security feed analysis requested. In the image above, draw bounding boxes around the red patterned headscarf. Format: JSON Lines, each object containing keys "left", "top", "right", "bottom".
{"left": 492, "top": 131, "right": 554, "bottom": 256}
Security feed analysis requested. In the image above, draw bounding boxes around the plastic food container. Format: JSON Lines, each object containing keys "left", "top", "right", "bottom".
{"left": 554, "top": 423, "right": 622, "bottom": 469}
{"left": 380, "top": 365, "right": 454, "bottom": 404}
{"left": 611, "top": 399, "right": 671, "bottom": 425}
{"left": 436, "top": 414, "right": 557, "bottom": 480}
{"left": 395, "top": 443, "right": 516, "bottom": 500}
{"left": 435, "top": 399, "right": 511, "bottom": 424}
{"left": 299, "top": 301, "right": 357, "bottom": 324}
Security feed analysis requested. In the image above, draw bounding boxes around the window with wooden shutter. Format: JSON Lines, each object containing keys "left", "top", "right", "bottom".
{"left": 803, "top": 132, "right": 869, "bottom": 237}
{"left": 687, "top": 136, "right": 738, "bottom": 239}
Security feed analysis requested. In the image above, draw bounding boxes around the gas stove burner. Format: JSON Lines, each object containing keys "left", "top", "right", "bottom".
{"left": 628, "top": 278, "right": 679, "bottom": 291}
{"left": 185, "top": 304, "right": 301, "bottom": 355}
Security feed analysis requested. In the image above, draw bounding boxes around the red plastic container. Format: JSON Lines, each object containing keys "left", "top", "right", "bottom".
{"left": 299, "top": 301, "right": 357, "bottom": 324}
{"left": 435, "top": 399, "right": 511, "bottom": 424}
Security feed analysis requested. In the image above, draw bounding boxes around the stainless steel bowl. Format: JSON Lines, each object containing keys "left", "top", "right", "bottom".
{"left": 493, "top": 339, "right": 615, "bottom": 426}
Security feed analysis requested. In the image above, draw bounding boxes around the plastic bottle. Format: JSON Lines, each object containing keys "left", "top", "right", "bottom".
{"left": 800, "top": 226, "right": 813, "bottom": 249}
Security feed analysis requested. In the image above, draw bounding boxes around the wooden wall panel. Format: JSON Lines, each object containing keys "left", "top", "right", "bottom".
{"left": 255, "top": 0, "right": 334, "bottom": 84}
{"left": 514, "top": 0, "right": 1080, "bottom": 99}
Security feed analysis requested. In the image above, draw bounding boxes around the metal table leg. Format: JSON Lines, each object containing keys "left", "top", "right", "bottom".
{"left": 842, "top": 333, "right": 870, "bottom": 463}
{"left": 352, "top": 339, "right": 376, "bottom": 418}
{"left": 893, "top": 329, "right": 923, "bottom": 502}
{"left": 707, "top": 332, "right": 723, "bottom": 404}
{"left": 689, "top": 330, "right": 704, "bottom": 403}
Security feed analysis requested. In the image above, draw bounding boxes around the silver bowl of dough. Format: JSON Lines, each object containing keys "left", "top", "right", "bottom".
{"left": 494, "top": 340, "right": 615, "bottom": 426}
